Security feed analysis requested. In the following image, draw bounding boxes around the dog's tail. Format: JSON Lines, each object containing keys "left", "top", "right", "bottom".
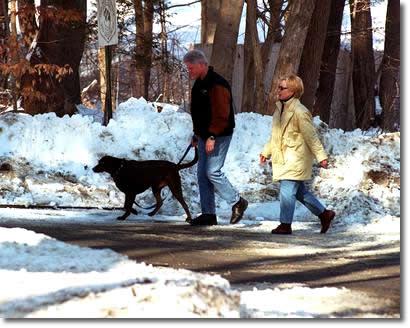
{"left": 177, "top": 146, "right": 198, "bottom": 170}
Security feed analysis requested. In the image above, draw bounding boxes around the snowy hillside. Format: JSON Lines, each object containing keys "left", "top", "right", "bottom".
{"left": 0, "top": 98, "right": 400, "bottom": 318}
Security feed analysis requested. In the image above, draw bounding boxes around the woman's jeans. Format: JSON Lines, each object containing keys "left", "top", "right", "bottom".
{"left": 279, "top": 179, "right": 325, "bottom": 224}
{"left": 197, "top": 136, "right": 239, "bottom": 215}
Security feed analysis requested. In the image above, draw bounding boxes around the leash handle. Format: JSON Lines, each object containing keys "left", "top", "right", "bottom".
{"left": 177, "top": 143, "right": 193, "bottom": 166}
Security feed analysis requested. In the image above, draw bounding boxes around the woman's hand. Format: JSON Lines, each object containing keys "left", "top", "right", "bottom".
{"left": 259, "top": 154, "right": 267, "bottom": 165}
{"left": 319, "top": 159, "right": 328, "bottom": 169}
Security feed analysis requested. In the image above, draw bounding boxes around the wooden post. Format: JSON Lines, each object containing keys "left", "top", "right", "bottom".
{"left": 97, "top": 0, "right": 118, "bottom": 125}
{"left": 103, "top": 45, "right": 113, "bottom": 126}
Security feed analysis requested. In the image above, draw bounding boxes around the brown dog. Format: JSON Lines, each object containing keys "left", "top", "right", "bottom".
{"left": 93, "top": 147, "right": 198, "bottom": 221}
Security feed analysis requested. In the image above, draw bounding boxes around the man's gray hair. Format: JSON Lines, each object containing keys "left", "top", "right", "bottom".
{"left": 183, "top": 49, "right": 208, "bottom": 65}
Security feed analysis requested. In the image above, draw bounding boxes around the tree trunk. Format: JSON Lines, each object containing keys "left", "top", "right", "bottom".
{"left": 298, "top": 0, "right": 332, "bottom": 111}
{"left": 133, "top": 0, "right": 145, "bottom": 99}
{"left": 210, "top": 0, "right": 244, "bottom": 84}
{"left": 246, "top": 0, "right": 264, "bottom": 113}
{"left": 0, "top": 0, "right": 9, "bottom": 89}
{"left": 313, "top": 0, "right": 345, "bottom": 124}
{"left": 265, "top": 0, "right": 316, "bottom": 115}
{"left": 9, "top": 0, "right": 18, "bottom": 110}
{"left": 379, "top": 0, "right": 400, "bottom": 131}
{"left": 269, "top": 0, "right": 283, "bottom": 43}
{"left": 329, "top": 49, "right": 355, "bottom": 130}
{"left": 98, "top": 47, "right": 106, "bottom": 111}
{"left": 17, "top": 0, "right": 37, "bottom": 49}
{"left": 242, "top": 4, "right": 254, "bottom": 113}
{"left": 201, "top": 0, "right": 220, "bottom": 44}
{"left": 133, "top": 0, "right": 153, "bottom": 100}
{"left": 143, "top": 0, "right": 153, "bottom": 100}
{"left": 349, "top": 0, "right": 376, "bottom": 130}
{"left": 21, "top": 0, "right": 86, "bottom": 116}
{"left": 159, "top": 0, "right": 170, "bottom": 102}
{"left": 261, "top": 0, "right": 283, "bottom": 74}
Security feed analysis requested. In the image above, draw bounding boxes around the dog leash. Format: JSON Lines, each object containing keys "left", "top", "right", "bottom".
{"left": 133, "top": 143, "right": 194, "bottom": 213}
{"left": 177, "top": 143, "right": 193, "bottom": 166}
{"left": 133, "top": 189, "right": 169, "bottom": 213}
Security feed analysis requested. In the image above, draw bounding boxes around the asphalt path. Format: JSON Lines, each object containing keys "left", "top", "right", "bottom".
{"left": 0, "top": 218, "right": 400, "bottom": 317}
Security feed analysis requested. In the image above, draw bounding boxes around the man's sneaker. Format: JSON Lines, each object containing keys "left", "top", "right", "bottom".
{"left": 230, "top": 197, "right": 248, "bottom": 224}
{"left": 271, "top": 223, "right": 292, "bottom": 235}
{"left": 318, "top": 209, "right": 335, "bottom": 233}
{"left": 190, "top": 214, "right": 217, "bottom": 226}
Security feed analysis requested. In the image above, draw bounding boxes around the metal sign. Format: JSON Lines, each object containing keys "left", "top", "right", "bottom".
{"left": 97, "top": 0, "right": 118, "bottom": 47}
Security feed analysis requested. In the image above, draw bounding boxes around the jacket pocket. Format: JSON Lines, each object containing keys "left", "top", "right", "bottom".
{"left": 270, "top": 146, "right": 284, "bottom": 164}
{"left": 284, "top": 132, "right": 303, "bottom": 149}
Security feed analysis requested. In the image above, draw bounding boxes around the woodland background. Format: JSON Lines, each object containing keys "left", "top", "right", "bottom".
{"left": 0, "top": 0, "right": 400, "bottom": 131}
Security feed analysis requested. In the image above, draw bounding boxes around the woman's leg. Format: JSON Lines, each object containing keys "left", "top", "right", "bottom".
{"left": 279, "top": 180, "right": 300, "bottom": 224}
{"left": 295, "top": 182, "right": 325, "bottom": 216}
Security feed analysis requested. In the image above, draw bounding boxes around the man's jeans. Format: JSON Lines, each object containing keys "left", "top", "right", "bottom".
{"left": 279, "top": 180, "right": 325, "bottom": 224}
{"left": 197, "top": 136, "right": 240, "bottom": 215}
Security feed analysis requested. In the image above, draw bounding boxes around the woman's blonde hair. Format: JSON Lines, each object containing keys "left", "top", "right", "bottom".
{"left": 280, "top": 74, "right": 304, "bottom": 99}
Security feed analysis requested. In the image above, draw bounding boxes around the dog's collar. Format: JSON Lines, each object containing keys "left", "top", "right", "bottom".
{"left": 113, "top": 159, "right": 126, "bottom": 177}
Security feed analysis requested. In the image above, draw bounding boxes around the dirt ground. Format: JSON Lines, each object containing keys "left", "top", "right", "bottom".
{"left": 0, "top": 218, "right": 401, "bottom": 317}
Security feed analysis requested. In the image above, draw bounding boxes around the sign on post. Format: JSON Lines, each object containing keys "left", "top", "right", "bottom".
{"left": 97, "top": 0, "right": 118, "bottom": 125}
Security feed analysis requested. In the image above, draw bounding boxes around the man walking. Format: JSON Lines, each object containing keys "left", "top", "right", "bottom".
{"left": 183, "top": 49, "right": 247, "bottom": 226}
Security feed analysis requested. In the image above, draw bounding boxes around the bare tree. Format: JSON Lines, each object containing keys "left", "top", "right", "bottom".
{"left": 265, "top": 0, "right": 316, "bottom": 115}
{"left": 133, "top": 0, "right": 145, "bottom": 98}
{"left": 201, "top": 0, "right": 220, "bottom": 44}
{"left": 298, "top": 0, "right": 332, "bottom": 111}
{"left": 159, "top": 0, "right": 171, "bottom": 102}
{"left": 242, "top": 0, "right": 264, "bottom": 113}
{"left": 242, "top": 16, "right": 253, "bottom": 113}
{"left": 142, "top": 0, "right": 154, "bottom": 100}
{"left": 210, "top": 0, "right": 244, "bottom": 84}
{"left": 379, "top": 0, "right": 400, "bottom": 131}
{"left": 133, "top": 0, "right": 154, "bottom": 100}
{"left": 261, "top": 0, "right": 284, "bottom": 68}
{"left": 349, "top": 0, "right": 376, "bottom": 130}
{"left": 313, "top": 0, "right": 345, "bottom": 124}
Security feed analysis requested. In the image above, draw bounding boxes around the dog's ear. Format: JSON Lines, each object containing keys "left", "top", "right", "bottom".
{"left": 99, "top": 155, "right": 113, "bottom": 164}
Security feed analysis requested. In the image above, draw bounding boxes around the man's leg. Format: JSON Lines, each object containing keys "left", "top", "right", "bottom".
{"left": 197, "top": 138, "right": 216, "bottom": 215}
{"left": 205, "top": 135, "right": 239, "bottom": 205}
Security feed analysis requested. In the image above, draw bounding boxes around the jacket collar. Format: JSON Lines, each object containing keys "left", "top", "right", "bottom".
{"left": 277, "top": 97, "right": 298, "bottom": 111}
{"left": 198, "top": 66, "right": 214, "bottom": 84}
{"left": 275, "top": 98, "right": 300, "bottom": 135}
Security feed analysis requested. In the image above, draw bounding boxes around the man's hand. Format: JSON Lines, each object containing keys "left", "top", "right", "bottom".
{"left": 319, "top": 159, "right": 328, "bottom": 169}
{"left": 206, "top": 138, "right": 215, "bottom": 155}
{"left": 259, "top": 154, "right": 267, "bottom": 165}
{"left": 191, "top": 135, "right": 198, "bottom": 147}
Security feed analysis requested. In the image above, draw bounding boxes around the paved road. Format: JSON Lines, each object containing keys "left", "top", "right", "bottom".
{"left": 0, "top": 219, "right": 400, "bottom": 317}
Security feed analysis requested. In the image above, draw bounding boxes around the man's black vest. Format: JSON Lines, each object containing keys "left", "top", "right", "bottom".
{"left": 190, "top": 67, "right": 235, "bottom": 139}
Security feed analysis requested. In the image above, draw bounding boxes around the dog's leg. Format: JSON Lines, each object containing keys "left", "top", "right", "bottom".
{"left": 117, "top": 192, "right": 137, "bottom": 221}
{"left": 147, "top": 187, "right": 163, "bottom": 217}
{"left": 168, "top": 177, "right": 193, "bottom": 223}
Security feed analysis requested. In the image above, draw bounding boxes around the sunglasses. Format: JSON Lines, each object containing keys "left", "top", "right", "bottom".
{"left": 278, "top": 86, "right": 288, "bottom": 91}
